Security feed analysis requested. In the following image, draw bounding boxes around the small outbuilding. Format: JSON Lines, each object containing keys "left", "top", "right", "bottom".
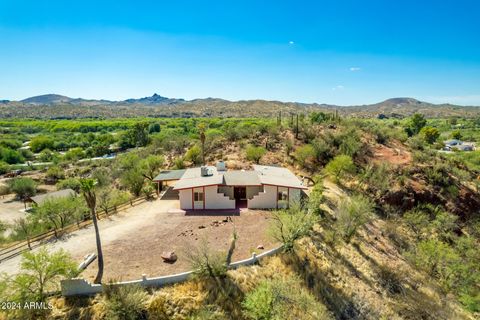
{"left": 28, "top": 189, "right": 76, "bottom": 207}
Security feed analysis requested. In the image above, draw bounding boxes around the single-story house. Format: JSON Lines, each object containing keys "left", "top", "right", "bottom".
{"left": 154, "top": 162, "right": 307, "bottom": 210}
{"left": 28, "top": 188, "right": 76, "bottom": 207}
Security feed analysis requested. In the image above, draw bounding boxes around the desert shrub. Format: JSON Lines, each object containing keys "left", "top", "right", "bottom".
{"left": 294, "top": 144, "right": 316, "bottom": 169}
{"left": 102, "top": 284, "right": 148, "bottom": 320}
{"left": 359, "top": 163, "right": 392, "bottom": 194}
{"left": 408, "top": 136, "right": 425, "bottom": 150}
{"left": 311, "top": 138, "right": 333, "bottom": 165}
{"left": 91, "top": 167, "right": 113, "bottom": 188}
{"left": 185, "top": 145, "right": 202, "bottom": 165}
{"left": 377, "top": 264, "right": 405, "bottom": 295}
{"left": 334, "top": 194, "right": 374, "bottom": 242}
{"left": 64, "top": 147, "right": 85, "bottom": 161}
{"left": 407, "top": 239, "right": 462, "bottom": 292}
{"left": 174, "top": 157, "right": 186, "bottom": 169}
{"left": 56, "top": 177, "right": 82, "bottom": 193}
{"left": 338, "top": 132, "right": 362, "bottom": 157}
{"left": 403, "top": 208, "right": 431, "bottom": 239}
{"left": 269, "top": 202, "right": 317, "bottom": 251}
{"left": 308, "top": 179, "right": 324, "bottom": 215}
{"left": 242, "top": 278, "right": 329, "bottom": 320}
{"left": 323, "top": 155, "right": 356, "bottom": 182}
{"left": 246, "top": 145, "right": 267, "bottom": 164}
{"left": 188, "top": 307, "right": 227, "bottom": 320}
{"left": 45, "top": 165, "right": 65, "bottom": 182}
{"left": 0, "top": 184, "right": 10, "bottom": 196}
{"left": 0, "top": 161, "right": 9, "bottom": 175}
{"left": 186, "top": 238, "right": 228, "bottom": 278}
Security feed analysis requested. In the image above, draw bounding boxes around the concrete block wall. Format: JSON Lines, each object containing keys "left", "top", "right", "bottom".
{"left": 61, "top": 246, "right": 283, "bottom": 296}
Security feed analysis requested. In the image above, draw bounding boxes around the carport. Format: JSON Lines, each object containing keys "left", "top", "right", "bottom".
{"left": 152, "top": 169, "right": 186, "bottom": 195}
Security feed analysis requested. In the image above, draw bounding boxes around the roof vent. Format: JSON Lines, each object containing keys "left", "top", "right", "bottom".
{"left": 216, "top": 161, "right": 226, "bottom": 171}
{"left": 200, "top": 166, "right": 212, "bottom": 177}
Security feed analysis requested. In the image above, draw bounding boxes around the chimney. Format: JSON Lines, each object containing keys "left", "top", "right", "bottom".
{"left": 200, "top": 166, "right": 209, "bottom": 176}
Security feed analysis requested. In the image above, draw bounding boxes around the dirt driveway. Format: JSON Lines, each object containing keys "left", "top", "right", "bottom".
{"left": 0, "top": 199, "right": 276, "bottom": 282}
{"left": 0, "top": 194, "right": 27, "bottom": 227}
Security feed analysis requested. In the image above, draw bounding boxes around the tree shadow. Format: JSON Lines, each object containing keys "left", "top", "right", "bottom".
{"left": 281, "top": 250, "right": 364, "bottom": 320}
{"left": 198, "top": 275, "right": 245, "bottom": 319}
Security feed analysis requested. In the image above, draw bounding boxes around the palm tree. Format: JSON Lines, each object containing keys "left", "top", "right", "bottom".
{"left": 198, "top": 123, "right": 206, "bottom": 165}
{"left": 80, "top": 178, "right": 104, "bottom": 284}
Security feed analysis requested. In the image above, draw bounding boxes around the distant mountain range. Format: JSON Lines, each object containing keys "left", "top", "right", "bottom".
{"left": 17, "top": 93, "right": 184, "bottom": 106}
{"left": 0, "top": 93, "right": 479, "bottom": 119}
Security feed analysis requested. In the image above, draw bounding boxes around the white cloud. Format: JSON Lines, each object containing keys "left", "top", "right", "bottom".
{"left": 289, "top": 41, "right": 295, "bottom": 45}
{"left": 332, "top": 85, "right": 345, "bottom": 91}
{"left": 349, "top": 67, "right": 361, "bottom": 72}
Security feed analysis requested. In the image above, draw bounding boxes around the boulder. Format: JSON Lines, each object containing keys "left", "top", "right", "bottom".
{"left": 161, "top": 251, "right": 178, "bottom": 263}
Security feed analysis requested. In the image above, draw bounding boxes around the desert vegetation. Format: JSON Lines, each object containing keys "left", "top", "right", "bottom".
{"left": 1, "top": 111, "right": 480, "bottom": 319}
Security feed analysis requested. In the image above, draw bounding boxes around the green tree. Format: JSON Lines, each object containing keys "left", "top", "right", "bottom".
{"left": 335, "top": 195, "right": 374, "bottom": 242}
{"left": 30, "top": 136, "right": 55, "bottom": 153}
{"left": 406, "top": 113, "right": 427, "bottom": 136}
{"left": 9, "top": 177, "right": 37, "bottom": 209}
{"left": 0, "top": 146, "right": 24, "bottom": 164}
{"left": 294, "top": 144, "right": 316, "bottom": 168}
{"left": 140, "top": 155, "right": 165, "bottom": 181}
{"left": 246, "top": 145, "right": 267, "bottom": 164}
{"left": 420, "top": 126, "right": 440, "bottom": 144}
{"left": 9, "top": 248, "right": 77, "bottom": 303}
{"left": 269, "top": 202, "right": 317, "bottom": 251}
{"left": 408, "top": 239, "right": 461, "bottom": 291}
{"left": 121, "top": 167, "right": 145, "bottom": 197}
{"left": 323, "top": 155, "right": 356, "bottom": 182}
{"left": 80, "top": 178, "right": 104, "bottom": 284}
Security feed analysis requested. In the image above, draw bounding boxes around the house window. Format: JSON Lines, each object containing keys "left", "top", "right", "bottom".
{"left": 194, "top": 192, "right": 204, "bottom": 202}
{"left": 277, "top": 191, "right": 288, "bottom": 201}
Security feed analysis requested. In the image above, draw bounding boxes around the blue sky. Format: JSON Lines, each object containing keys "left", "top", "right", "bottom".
{"left": 1, "top": 0, "right": 479, "bottom": 105}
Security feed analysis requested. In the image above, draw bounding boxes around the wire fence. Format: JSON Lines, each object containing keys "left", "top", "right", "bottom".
{"left": 0, "top": 196, "right": 148, "bottom": 263}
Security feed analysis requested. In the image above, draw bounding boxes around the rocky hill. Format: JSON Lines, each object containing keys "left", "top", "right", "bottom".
{"left": 1, "top": 94, "right": 479, "bottom": 119}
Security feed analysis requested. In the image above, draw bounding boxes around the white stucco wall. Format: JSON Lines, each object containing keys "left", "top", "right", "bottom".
{"left": 205, "top": 185, "right": 235, "bottom": 209}
{"left": 248, "top": 185, "right": 277, "bottom": 209}
{"left": 218, "top": 186, "right": 234, "bottom": 200}
{"left": 246, "top": 186, "right": 263, "bottom": 199}
{"left": 179, "top": 189, "right": 192, "bottom": 210}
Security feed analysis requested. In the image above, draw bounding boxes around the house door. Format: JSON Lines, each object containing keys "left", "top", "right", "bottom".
{"left": 234, "top": 187, "right": 246, "bottom": 200}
